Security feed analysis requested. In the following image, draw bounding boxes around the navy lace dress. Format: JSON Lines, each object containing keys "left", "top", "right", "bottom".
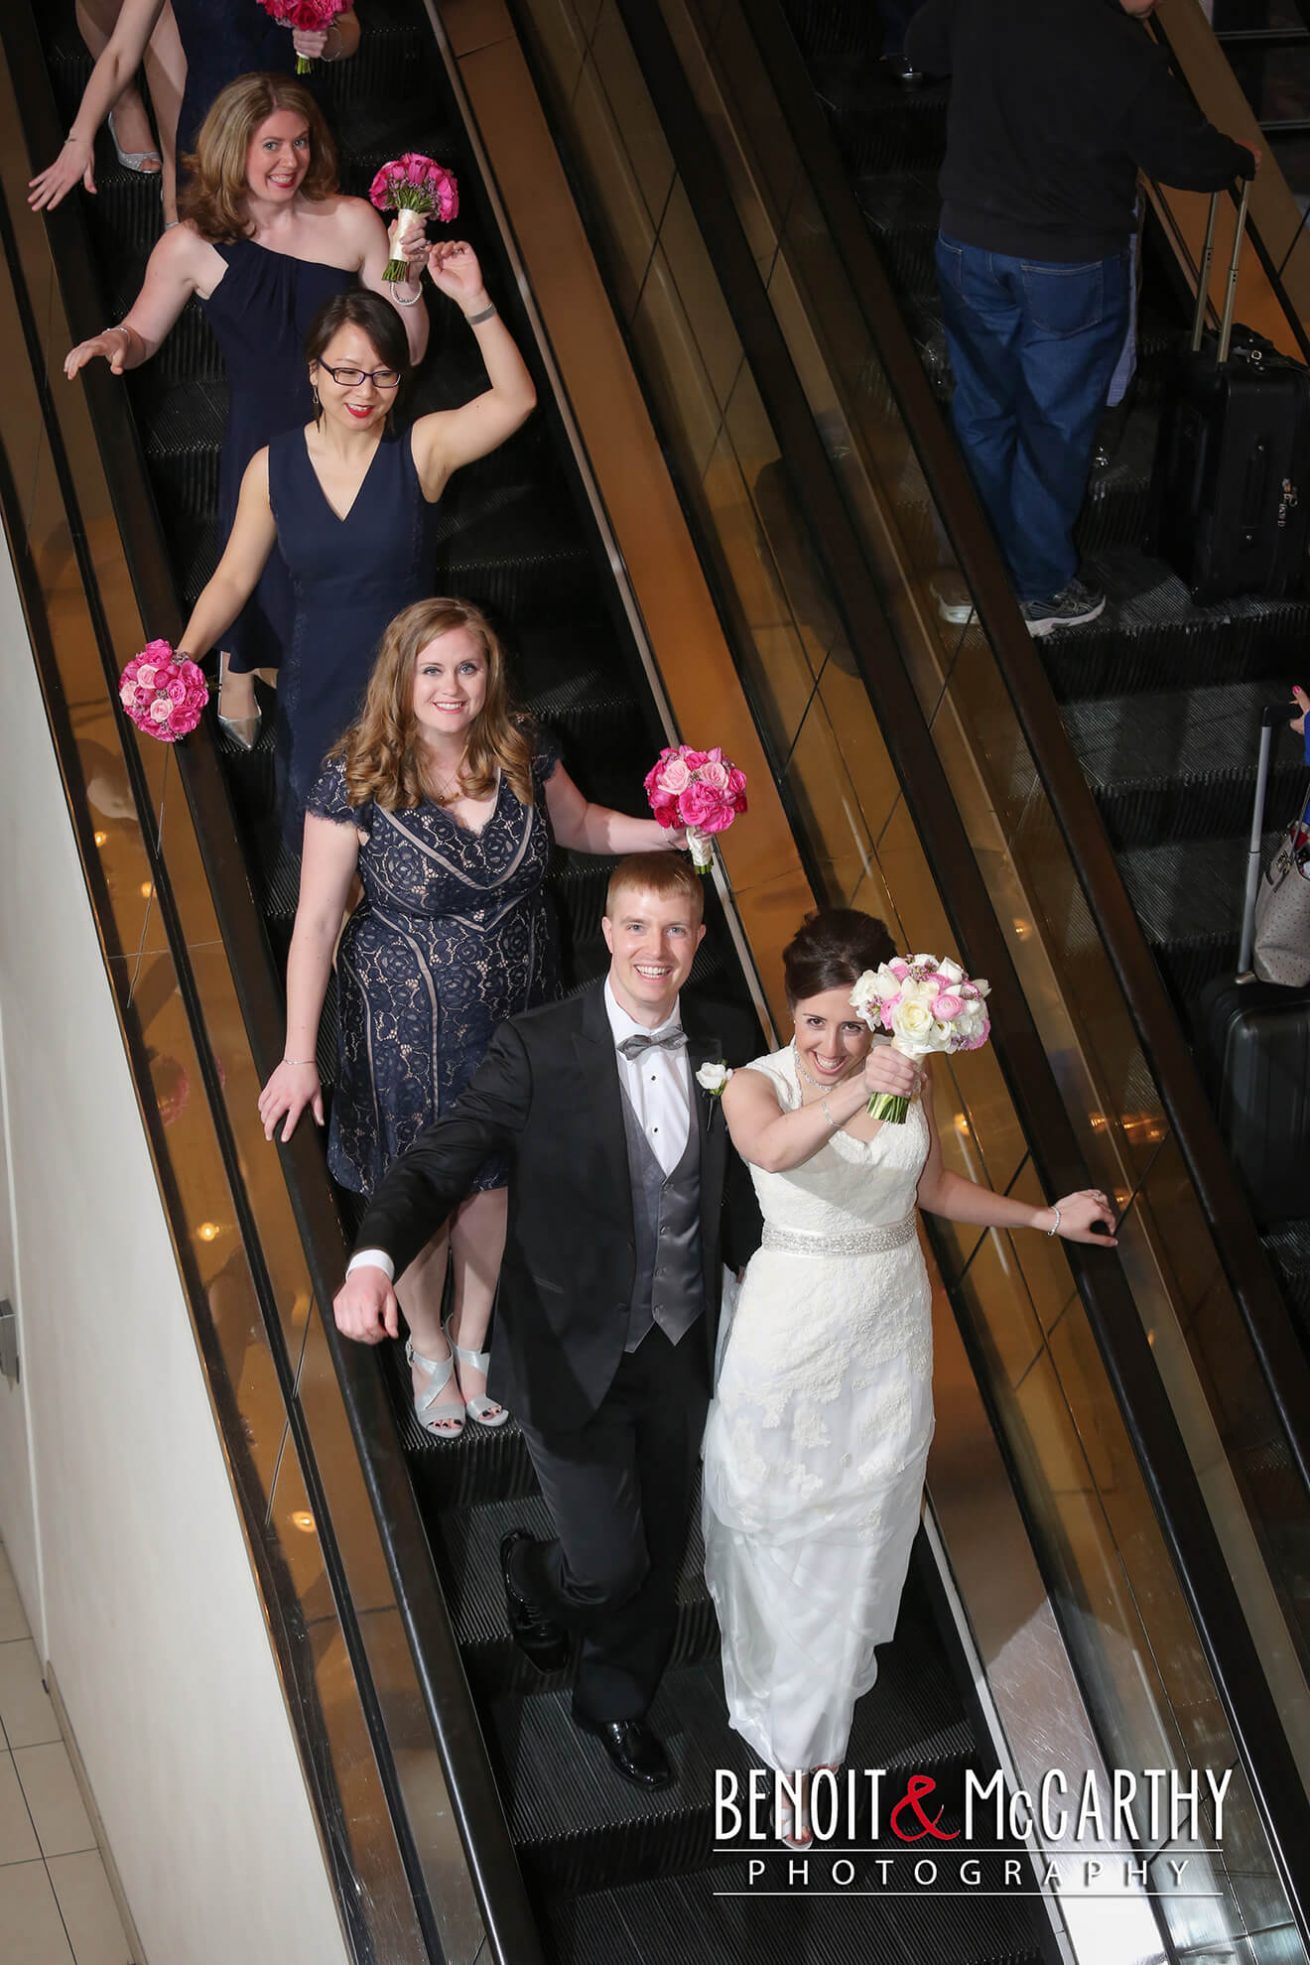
{"left": 307, "top": 739, "right": 562, "bottom": 1195}
{"left": 171, "top": 0, "right": 307, "bottom": 159}
{"left": 201, "top": 242, "right": 354, "bottom": 675}
{"left": 268, "top": 423, "right": 441, "bottom": 833}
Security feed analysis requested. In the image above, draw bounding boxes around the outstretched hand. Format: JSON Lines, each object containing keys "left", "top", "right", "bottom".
{"left": 29, "top": 136, "right": 95, "bottom": 212}
{"left": 334, "top": 1264, "right": 400, "bottom": 1345}
{"left": 1050, "top": 1189, "right": 1118, "bottom": 1245}
{"left": 65, "top": 327, "right": 130, "bottom": 380}
{"left": 428, "top": 240, "right": 488, "bottom": 310}
{"left": 1291, "top": 684, "right": 1308, "bottom": 739}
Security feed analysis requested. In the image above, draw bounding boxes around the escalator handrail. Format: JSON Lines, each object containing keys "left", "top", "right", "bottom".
{"left": 603, "top": 0, "right": 1310, "bottom": 1939}
{"left": 0, "top": 10, "right": 545, "bottom": 1962}
{"left": 734, "top": 0, "right": 1310, "bottom": 1502}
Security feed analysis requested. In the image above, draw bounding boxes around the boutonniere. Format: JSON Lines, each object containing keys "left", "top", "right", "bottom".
{"left": 696, "top": 1061, "right": 732, "bottom": 1096}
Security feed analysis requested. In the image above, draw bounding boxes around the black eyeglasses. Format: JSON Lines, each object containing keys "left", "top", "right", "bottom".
{"left": 318, "top": 363, "right": 402, "bottom": 390}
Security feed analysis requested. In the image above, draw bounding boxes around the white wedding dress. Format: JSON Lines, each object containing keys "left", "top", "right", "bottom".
{"left": 702, "top": 1044, "right": 935, "bottom": 1773}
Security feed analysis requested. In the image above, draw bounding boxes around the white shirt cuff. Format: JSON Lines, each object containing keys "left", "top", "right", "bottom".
{"left": 347, "top": 1248, "right": 395, "bottom": 1282}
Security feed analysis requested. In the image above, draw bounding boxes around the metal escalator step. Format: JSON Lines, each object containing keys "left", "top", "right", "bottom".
{"left": 1041, "top": 547, "right": 1310, "bottom": 702}
{"left": 1264, "top": 1223, "right": 1310, "bottom": 1327}
{"left": 1062, "top": 679, "right": 1307, "bottom": 849}
{"left": 1117, "top": 833, "right": 1249, "bottom": 1003}
{"left": 437, "top": 500, "right": 592, "bottom": 621}
{"left": 545, "top": 1858, "right": 1044, "bottom": 1965}
{"left": 432, "top": 1492, "right": 717, "bottom": 1695}
{"left": 490, "top": 1642, "right": 976, "bottom": 1896}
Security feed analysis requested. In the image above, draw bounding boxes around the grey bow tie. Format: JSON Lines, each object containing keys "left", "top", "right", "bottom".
{"left": 617, "top": 1029, "right": 687, "bottom": 1060}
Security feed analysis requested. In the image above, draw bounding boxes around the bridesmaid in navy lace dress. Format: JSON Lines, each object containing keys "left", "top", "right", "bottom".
{"left": 28, "top": 0, "right": 360, "bottom": 226}
{"left": 257, "top": 598, "right": 686, "bottom": 1442}
{"left": 62, "top": 74, "right": 427, "bottom": 741}
{"left": 174, "top": 265, "right": 535, "bottom": 833}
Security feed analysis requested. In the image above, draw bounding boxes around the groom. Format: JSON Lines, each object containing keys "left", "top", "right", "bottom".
{"left": 333, "top": 852, "right": 759, "bottom": 1789}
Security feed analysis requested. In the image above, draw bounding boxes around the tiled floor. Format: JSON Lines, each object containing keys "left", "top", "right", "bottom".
{"left": 0, "top": 1544, "right": 136, "bottom": 1965}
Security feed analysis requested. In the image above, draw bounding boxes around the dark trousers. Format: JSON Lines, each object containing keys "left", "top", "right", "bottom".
{"left": 936, "top": 235, "right": 1131, "bottom": 601}
{"left": 512, "top": 1322, "right": 710, "bottom": 1723}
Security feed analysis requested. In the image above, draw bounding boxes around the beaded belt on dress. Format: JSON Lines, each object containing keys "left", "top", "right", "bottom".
{"left": 760, "top": 1213, "right": 917, "bottom": 1257}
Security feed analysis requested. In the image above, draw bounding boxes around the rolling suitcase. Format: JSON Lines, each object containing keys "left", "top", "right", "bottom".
{"left": 1150, "top": 184, "right": 1310, "bottom": 602}
{"left": 1200, "top": 704, "right": 1310, "bottom": 1224}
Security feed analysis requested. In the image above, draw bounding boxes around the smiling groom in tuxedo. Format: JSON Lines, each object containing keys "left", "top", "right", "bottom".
{"left": 333, "top": 852, "right": 756, "bottom": 1790}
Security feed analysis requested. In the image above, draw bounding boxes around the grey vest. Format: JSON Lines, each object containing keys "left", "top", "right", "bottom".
{"left": 618, "top": 1082, "right": 705, "bottom": 1353}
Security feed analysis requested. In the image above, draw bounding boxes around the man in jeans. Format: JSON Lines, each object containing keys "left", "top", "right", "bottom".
{"left": 906, "top": 0, "right": 1256, "bottom": 635}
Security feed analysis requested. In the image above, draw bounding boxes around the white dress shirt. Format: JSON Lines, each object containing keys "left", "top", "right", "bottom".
{"left": 346, "top": 981, "right": 695, "bottom": 1282}
{"left": 605, "top": 979, "right": 692, "bottom": 1177}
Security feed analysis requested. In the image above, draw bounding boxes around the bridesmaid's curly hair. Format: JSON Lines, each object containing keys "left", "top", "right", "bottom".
{"left": 335, "top": 597, "right": 536, "bottom": 812}
{"left": 783, "top": 909, "right": 896, "bottom": 1006}
{"left": 179, "top": 75, "right": 338, "bottom": 243}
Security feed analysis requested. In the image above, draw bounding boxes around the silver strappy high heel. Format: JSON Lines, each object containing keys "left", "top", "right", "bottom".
{"left": 447, "top": 1321, "right": 509, "bottom": 1430}
{"left": 405, "top": 1336, "right": 465, "bottom": 1441}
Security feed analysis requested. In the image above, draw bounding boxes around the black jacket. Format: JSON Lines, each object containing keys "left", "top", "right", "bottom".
{"left": 906, "top": 0, "right": 1255, "bottom": 261}
{"left": 353, "top": 982, "right": 762, "bottom": 1430}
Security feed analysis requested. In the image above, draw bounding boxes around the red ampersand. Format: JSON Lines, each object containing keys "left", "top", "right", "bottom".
{"left": 889, "top": 1772, "right": 960, "bottom": 1842}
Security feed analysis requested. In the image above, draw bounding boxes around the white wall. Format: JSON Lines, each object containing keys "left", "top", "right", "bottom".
{"left": 0, "top": 538, "right": 351, "bottom": 1965}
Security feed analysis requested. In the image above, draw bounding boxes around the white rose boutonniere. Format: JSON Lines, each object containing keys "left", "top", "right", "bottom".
{"left": 696, "top": 1061, "right": 732, "bottom": 1096}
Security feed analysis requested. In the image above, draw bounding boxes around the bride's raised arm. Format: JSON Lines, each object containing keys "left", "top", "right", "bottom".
{"left": 914, "top": 1068, "right": 1118, "bottom": 1245}
{"left": 721, "top": 1047, "right": 917, "bottom": 1173}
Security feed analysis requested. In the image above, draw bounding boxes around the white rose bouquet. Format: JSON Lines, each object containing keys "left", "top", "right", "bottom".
{"left": 849, "top": 953, "right": 991, "bottom": 1123}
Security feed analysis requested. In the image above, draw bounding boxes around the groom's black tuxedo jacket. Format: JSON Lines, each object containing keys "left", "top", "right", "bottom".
{"left": 354, "top": 981, "right": 762, "bottom": 1431}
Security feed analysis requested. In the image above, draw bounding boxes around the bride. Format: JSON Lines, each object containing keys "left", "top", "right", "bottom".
{"left": 702, "top": 908, "right": 1116, "bottom": 1847}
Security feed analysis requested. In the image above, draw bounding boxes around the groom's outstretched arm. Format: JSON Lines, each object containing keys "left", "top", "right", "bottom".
{"left": 344, "top": 1019, "right": 533, "bottom": 1289}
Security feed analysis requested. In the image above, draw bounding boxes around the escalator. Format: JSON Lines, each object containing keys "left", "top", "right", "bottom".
{"left": 6, "top": 1, "right": 1310, "bottom": 1961}
{"left": 777, "top": 0, "right": 1310, "bottom": 1330}
{"left": 15, "top": 3, "right": 1041, "bottom": 1962}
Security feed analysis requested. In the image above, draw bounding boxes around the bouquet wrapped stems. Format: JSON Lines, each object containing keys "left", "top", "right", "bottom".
{"left": 867, "top": 1039, "right": 912, "bottom": 1125}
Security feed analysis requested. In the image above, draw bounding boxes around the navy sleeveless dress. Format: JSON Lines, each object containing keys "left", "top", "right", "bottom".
{"left": 306, "top": 737, "right": 562, "bottom": 1195}
{"left": 268, "top": 423, "right": 441, "bottom": 835}
{"left": 171, "top": 0, "right": 307, "bottom": 160}
{"left": 200, "top": 241, "right": 354, "bottom": 675}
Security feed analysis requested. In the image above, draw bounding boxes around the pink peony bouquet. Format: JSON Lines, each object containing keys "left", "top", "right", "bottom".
{"left": 254, "top": 0, "right": 351, "bottom": 73}
{"left": 369, "top": 153, "right": 460, "bottom": 283}
{"left": 850, "top": 953, "right": 991, "bottom": 1123}
{"left": 644, "top": 743, "right": 748, "bottom": 874}
{"left": 118, "top": 640, "right": 209, "bottom": 744}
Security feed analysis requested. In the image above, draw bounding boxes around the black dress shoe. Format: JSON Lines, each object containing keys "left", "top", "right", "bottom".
{"left": 574, "top": 1711, "right": 673, "bottom": 1790}
{"left": 500, "top": 1531, "right": 568, "bottom": 1672}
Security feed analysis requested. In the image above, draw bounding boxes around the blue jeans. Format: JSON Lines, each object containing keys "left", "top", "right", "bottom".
{"left": 878, "top": 0, "right": 920, "bottom": 54}
{"left": 936, "top": 236, "right": 1131, "bottom": 601}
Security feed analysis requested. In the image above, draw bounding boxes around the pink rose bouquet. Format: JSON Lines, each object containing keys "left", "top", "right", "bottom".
{"left": 254, "top": 0, "right": 351, "bottom": 73}
{"left": 369, "top": 153, "right": 460, "bottom": 283}
{"left": 850, "top": 953, "right": 991, "bottom": 1123}
{"left": 644, "top": 743, "right": 748, "bottom": 873}
{"left": 118, "top": 640, "right": 209, "bottom": 744}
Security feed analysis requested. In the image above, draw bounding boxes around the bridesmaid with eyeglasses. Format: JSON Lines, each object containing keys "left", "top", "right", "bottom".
{"left": 172, "top": 271, "right": 537, "bottom": 839}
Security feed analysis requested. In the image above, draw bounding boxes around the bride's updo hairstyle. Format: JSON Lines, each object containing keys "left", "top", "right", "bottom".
{"left": 783, "top": 908, "right": 896, "bottom": 1008}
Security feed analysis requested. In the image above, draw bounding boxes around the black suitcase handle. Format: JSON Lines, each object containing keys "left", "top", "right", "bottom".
{"left": 1190, "top": 180, "right": 1252, "bottom": 365}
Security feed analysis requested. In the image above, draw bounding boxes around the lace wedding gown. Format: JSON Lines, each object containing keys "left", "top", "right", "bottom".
{"left": 702, "top": 1044, "right": 934, "bottom": 1773}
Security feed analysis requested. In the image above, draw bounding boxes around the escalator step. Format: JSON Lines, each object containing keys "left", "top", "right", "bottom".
{"left": 486, "top": 1649, "right": 975, "bottom": 1896}
{"left": 1118, "top": 832, "right": 1248, "bottom": 1003}
{"left": 544, "top": 1859, "right": 1044, "bottom": 1965}
{"left": 1063, "top": 679, "right": 1307, "bottom": 849}
{"left": 1041, "top": 548, "right": 1310, "bottom": 702}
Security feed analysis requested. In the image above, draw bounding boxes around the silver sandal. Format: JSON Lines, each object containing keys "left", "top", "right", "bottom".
{"left": 107, "top": 109, "right": 162, "bottom": 176}
{"left": 406, "top": 1337, "right": 465, "bottom": 1441}
{"left": 448, "top": 1323, "right": 509, "bottom": 1430}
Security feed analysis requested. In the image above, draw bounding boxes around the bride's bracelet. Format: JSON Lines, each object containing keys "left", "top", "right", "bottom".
{"left": 821, "top": 1097, "right": 839, "bottom": 1130}
{"left": 1045, "top": 1205, "right": 1062, "bottom": 1238}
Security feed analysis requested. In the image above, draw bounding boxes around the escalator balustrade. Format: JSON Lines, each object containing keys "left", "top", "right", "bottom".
{"left": 33, "top": 2, "right": 1044, "bottom": 1958}
{"left": 783, "top": 0, "right": 1310, "bottom": 1333}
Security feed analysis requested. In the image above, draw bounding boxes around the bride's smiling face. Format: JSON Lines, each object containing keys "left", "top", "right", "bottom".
{"left": 792, "top": 987, "right": 872, "bottom": 1083}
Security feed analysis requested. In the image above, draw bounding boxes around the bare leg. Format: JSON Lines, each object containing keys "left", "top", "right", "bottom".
{"left": 447, "top": 1187, "right": 509, "bottom": 1420}
{"left": 217, "top": 651, "right": 259, "bottom": 744}
{"left": 397, "top": 1226, "right": 461, "bottom": 1437}
{"left": 75, "top": 0, "right": 159, "bottom": 170}
{"left": 141, "top": 2, "right": 186, "bottom": 225}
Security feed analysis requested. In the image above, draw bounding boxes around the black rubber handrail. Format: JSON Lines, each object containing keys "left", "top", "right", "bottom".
{"left": 606, "top": 0, "right": 1310, "bottom": 1938}
{"left": 740, "top": 0, "right": 1310, "bottom": 1495}
{"left": 0, "top": 8, "right": 546, "bottom": 1962}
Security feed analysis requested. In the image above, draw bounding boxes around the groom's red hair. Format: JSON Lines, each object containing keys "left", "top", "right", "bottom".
{"left": 605, "top": 853, "right": 704, "bottom": 924}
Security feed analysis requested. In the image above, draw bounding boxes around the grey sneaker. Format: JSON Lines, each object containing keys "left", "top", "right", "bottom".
{"left": 1021, "top": 578, "right": 1105, "bottom": 637}
{"left": 930, "top": 571, "right": 977, "bottom": 626}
